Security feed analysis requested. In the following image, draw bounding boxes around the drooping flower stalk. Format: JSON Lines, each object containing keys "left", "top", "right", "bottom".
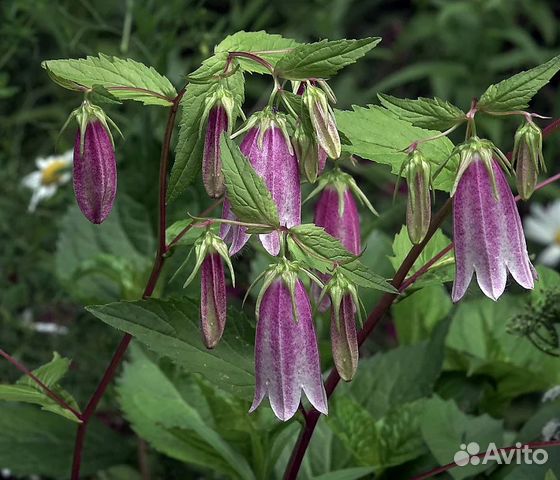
{"left": 221, "top": 109, "right": 301, "bottom": 256}
{"left": 452, "top": 138, "right": 536, "bottom": 302}
{"left": 202, "top": 87, "right": 236, "bottom": 198}
{"left": 250, "top": 261, "right": 327, "bottom": 421}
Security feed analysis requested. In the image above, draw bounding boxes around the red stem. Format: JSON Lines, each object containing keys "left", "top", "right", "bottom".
{"left": 0, "top": 348, "right": 82, "bottom": 420}
{"left": 70, "top": 87, "right": 185, "bottom": 479}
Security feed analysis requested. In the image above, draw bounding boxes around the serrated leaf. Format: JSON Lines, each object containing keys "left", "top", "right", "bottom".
{"left": 274, "top": 37, "right": 381, "bottom": 80}
{"left": 118, "top": 346, "right": 255, "bottom": 480}
{"left": 89, "top": 84, "right": 122, "bottom": 104}
{"left": 287, "top": 224, "right": 396, "bottom": 293}
{"left": 42, "top": 54, "right": 176, "bottom": 106}
{"left": 215, "top": 30, "right": 299, "bottom": 75}
{"left": 378, "top": 94, "right": 465, "bottom": 130}
{"left": 87, "top": 297, "right": 255, "bottom": 399}
{"left": 421, "top": 396, "right": 504, "bottom": 480}
{"left": 478, "top": 55, "right": 560, "bottom": 112}
{"left": 0, "top": 353, "right": 80, "bottom": 422}
{"left": 167, "top": 69, "right": 244, "bottom": 201}
{"left": 220, "top": 135, "right": 280, "bottom": 228}
{"left": 335, "top": 105, "right": 457, "bottom": 191}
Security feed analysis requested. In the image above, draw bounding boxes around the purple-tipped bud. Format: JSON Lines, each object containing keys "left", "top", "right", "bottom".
{"left": 405, "top": 150, "right": 432, "bottom": 244}
{"left": 250, "top": 277, "right": 327, "bottom": 421}
{"left": 452, "top": 154, "right": 537, "bottom": 302}
{"left": 200, "top": 252, "right": 227, "bottom": 348}
{"left": 221, "top": 110, "right": 301, "bottom": 256}
{"left": 203, "top": 105, "right": 229, "bottom": 198}
{"left": 73, "top": 120, "right": 117, "bottom": 224}
{"left": 512, "top": 121, "right": 545, "bottom": 201}
{"left": 331, "top": 295, "right": 358, "bottom": 382}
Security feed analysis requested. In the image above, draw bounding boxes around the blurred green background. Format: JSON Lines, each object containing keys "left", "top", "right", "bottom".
{"left": 2, "top": 0, "right": 560, "bottom": 478}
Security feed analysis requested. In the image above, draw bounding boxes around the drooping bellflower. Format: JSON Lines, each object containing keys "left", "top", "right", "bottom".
{"left": 451, "top": 138, "right": 536, "bottom": 302}
{"left": 221, "top": 109, "right": 301, "bottom": 256}
{"left": 250, "top": 262, "right": 327, "bottom": 421}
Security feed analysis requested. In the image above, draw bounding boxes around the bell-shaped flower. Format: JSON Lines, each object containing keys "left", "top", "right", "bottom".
{"left": 403, "top": 149, "right": 432, "bottom": 244}
{"left": 451, "top": 138, "right": 536, "bottom": 302}
{"left": 221, "top": 109, "right": 301, "bottom": 256}
{"left": 65, "top": 100, "right": 120, "bottom": 224}
{"left": 249, "top": 260, "right": 327, "bottom": 421}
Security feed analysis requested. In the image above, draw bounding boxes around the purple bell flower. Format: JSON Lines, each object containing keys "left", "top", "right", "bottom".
{"left": 221, "top": 110, "right": 301, "bottom": 256}
{"left": 73, "top": 120, "right": 117, "bottom": 224}
{"left": 331, "top": 294, "right": 358, "bottom": 382}
{"left": 250, "top": 277, "right": 327, "bottom": 421}
{"left": 452, "top": 154, "right": 536, "bottom": 302}
{"left": 203, "top": 105, "right": 229, "bottom": 198}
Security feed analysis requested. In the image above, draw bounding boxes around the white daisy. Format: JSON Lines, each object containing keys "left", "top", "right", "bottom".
{"left": 524, "top": 199, "right": 560, "bottom": 267}
{"left": 21, "top": 150, "right": 73, "bottom": 212}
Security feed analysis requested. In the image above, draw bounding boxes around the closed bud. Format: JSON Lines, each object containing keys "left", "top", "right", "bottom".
{"left": 302, "top": 85, "right": 341, "bottom": 159}
{"left": 512, "top": 121, "right": 545, "bottom": 200}
{"left": 293, "top": 124, "right": 327, "bottom": 183}
{"left": 69, "top": 100, "right": 119, "bottom": 224}
{"left": 202, "top": 87, "right": 237, "bottom": 198}
{"left": 404, "top": 150, "right": 432, "bottom": 244}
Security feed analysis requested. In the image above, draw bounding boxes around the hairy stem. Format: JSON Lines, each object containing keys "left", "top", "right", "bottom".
{"left": 70, "top": 86, "right": 185, "bottom": 480}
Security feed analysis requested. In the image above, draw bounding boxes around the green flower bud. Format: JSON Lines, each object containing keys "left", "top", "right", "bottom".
{"left": 293, "top": 124, "right": 327, "bottom": 183}
{"left": 302, "top": 85, "right": 341, "bottom": 159}
{"left": 405, "top": 150, "right": 432, "bottom": 244}
{"left": 512, "top": 121, "right": 545, "bottom": 200}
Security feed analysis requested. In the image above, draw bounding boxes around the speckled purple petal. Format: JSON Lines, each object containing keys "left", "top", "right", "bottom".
{"left": 331, "top": 295, "right": 358, "bottom": 382}
{"left": 200, "top": 253, "right": 227, "bottom": 349}
{"left": 452, "top": 158, "right": 535, "bottom": 302}
{"left": 250, "top": 279, "right": 327, "bottom": 421}
{"left": 202, "top": 106, "right": 228, "bottom": 198}
{"left": 73, "top": 120, "right": 116, "bottom": 224}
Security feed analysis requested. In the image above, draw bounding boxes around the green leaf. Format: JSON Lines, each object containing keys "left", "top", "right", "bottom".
{"left": 392, "top": 285, "right": 452, "bottom": 344}
{"left": 478, "top": 55, "right": 560, "bottom": 112}
{"left": 0, "top": 352, "right": 80, "bottom": 422}
{"left": 89, "top": 84, "right": 122, "bottom": 104}
{"left": 546, "top": 471, "right": 559, "bottom": 480}
{"left": 378, "top": 94, "right": 465, "bottom": 130}
{"left": 446, "top": 290, "right": 560, "bottom": 406}
{"left": 389, "top": 226, "right": 454, "bottom": 287}
{"left": 220, "top": 135, "right": 280, "bottom": 228}
{"left": 287, "top": 224, "right": 396, "bottom": 293}
{"left": 0, "top": 404, "right": 131, "bottom": 478}
{"left": 88, "top": 297, "right": 255, "bottom": 400}
{"left": 274, "top": 37, "right": 381, "bottom": 80}
{"left": 56, "top": 196, "right": 155, "bottom": 303}
{"left": 42, "top": 53, "right": 176, "bottom": 106}
{"left": 118, "top": 345, "right": 255, "bottom": 480}
{"left": 420, "top": 396, "right": 504, "bottom": 480}
{"left": 215, "top": 30, "right": 299, "bottom": 75}
{"left": 167, "top": 69, "right": 245, "bottom": 202}
{"left": 335, "top": 106, "right": 457, "bottom": 191}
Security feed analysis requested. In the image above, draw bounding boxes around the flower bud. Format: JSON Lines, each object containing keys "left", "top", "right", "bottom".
{"left": 180, "top": 230, "right": 235, "bottom": 348}
{"left": 321, "top": 271, "right": 360, "bottom": 381}
{"left": 404, "top": 150, "right": 432, "bottom": 244}
{"left": 202, "top": 87, "right": 236, "bottom": 198}
{"left": 293, "top": 124, "right": 327, "bottom": 183}
{"left": 512, "top": 121, "right": 545, "bottom": 201}
{"left": 302, "top": 85, "right": 341, "bottom": 159}
{"left": 72, "top": 103, "right": 119, "bottom": 224}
